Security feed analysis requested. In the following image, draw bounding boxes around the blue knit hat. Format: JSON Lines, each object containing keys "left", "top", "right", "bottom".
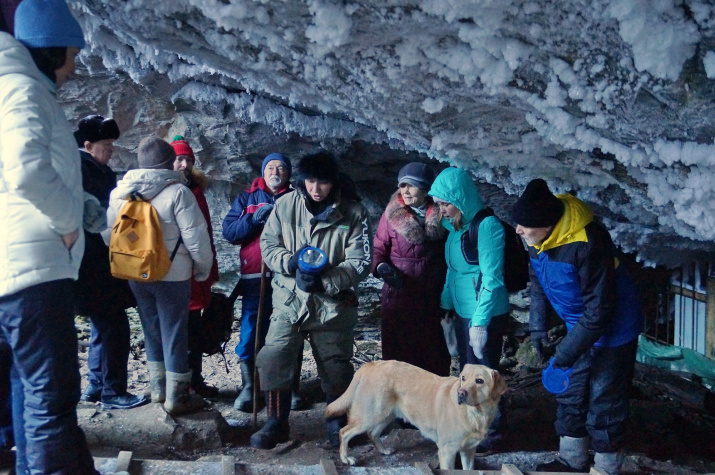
{"left": 261, "top": 152, "right": 291, "bottom": 177}
{"left": 14, "top": 0, "right": 85, "bottom": 49}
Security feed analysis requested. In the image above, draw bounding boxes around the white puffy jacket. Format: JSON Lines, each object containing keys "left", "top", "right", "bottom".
{"left": 104, "top": 169, "right": 213, "bottom": 282}
{"left": 0, "top": 33, "right": 85, "bottom": 297}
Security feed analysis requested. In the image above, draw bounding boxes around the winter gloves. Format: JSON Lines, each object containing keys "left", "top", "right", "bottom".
{"left": 296, "top": 268, "right": 324, "bottom": 293}
{"left": 531, "top": 330, "right": 548, "bottom": 359}
{"left": 83, "top": 193, "right": 107, "bottom": 233}
{"left": 469, "top": 325, "right": 488, "bottom": 360}
{"left": 287, "top": 244, "right": 309, "bottom": 276}
{"left": 376, "top": 262, "right": 404, "bottom": 288}
{"left": 252, "top": 204, "right": 274, "bottom": 225}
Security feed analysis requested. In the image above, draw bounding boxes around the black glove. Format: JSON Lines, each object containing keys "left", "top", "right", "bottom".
{"left": 531, "top": 330, "right": 548, "bottom": 359}
{"left": 287, "top": 244, "right": 309, "bottom": 276}
{"left": 296, "top": 268, "right": 324, "bottom": 293}
{"left": 376, "top": 262, "right": 404, "bottom": 288}
{"left": 252, "top": 204, "right": 274, "bottom": 225}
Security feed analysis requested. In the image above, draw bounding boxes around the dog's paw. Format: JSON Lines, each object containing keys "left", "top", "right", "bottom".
{"left": 378, "top": 447, "right": 395, "bottom": 456}
{"left": 342, "top": 455, "right": 358, "bottom": 466}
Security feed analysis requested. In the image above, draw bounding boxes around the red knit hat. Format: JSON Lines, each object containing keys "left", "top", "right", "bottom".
{"left": 170, "top": 135, "right": 194, "bottom": 159}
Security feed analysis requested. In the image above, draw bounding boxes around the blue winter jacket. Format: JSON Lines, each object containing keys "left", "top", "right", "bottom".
{"left": 222, "top": 177, "right": 292, "bottom": 278}
{"left": 428, "top": 168, "right": 509, "bottom": 326}
{"left": 528, "top": 194, "right": 643, "bottom": 367}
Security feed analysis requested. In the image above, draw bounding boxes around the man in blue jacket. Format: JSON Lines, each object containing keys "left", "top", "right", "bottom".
{"left": 222, "top": 153, "right": 294, "bottom": 412}
{"left": 513, "top": 179, "right": 643, "bottom": 475}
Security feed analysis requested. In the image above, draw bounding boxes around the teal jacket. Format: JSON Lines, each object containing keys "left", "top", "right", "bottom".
{"left": 429, "top": 168, "right": 510, "bottom": 326}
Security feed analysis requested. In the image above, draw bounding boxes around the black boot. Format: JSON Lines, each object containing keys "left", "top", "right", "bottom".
{"left": 234, "top": 361, "right": 254, "bottom": 412}
{"left": 250, "top": 390, "right": 291, "bottom": 449}
{"left": 324, "top": 393, "right": 346, "bottom": 447}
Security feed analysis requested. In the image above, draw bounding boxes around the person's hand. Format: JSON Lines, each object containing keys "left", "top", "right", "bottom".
{"left": 295, "top": 268, "right": 324, "bottom": 293}
{"left": 82, "top": 193, "right": 106, "bottom": 233}
{"left": 62, "top": 228, "right": 80, "bottom": 250}
{"left": 469, "top": 325, "right": 488, "bottom": 360}
{"left": 252, "top": 204, "right": 274, "bottom": 225}
{"left": 531, "top": 330, "right": 548, "bottom": 359}
{"left": 287, "top": 244, "right": 309, "bottom": 276}
{"left": 376, "top": 262, "right": 403, "bottom": 288}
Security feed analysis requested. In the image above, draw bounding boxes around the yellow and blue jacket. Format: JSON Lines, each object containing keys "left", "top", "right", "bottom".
{"left": 528, "top": 194, "right": 643, "bottom": 367}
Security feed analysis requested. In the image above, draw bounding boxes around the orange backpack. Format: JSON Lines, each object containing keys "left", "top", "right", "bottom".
{"left": 109, "top": 195, "right": 181, "bottom": 282}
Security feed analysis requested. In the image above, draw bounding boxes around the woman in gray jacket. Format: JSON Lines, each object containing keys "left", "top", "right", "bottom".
{"left": 105, "top": 136, "right": 213, "bottom": 415}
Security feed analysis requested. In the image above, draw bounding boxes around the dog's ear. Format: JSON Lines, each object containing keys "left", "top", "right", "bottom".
{"left": 490, "top": 370, "right": 507, "bottom": 401}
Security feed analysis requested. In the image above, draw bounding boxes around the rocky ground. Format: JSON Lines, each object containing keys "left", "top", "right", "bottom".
{"left": 74, "top": 278, "right": 715, "bottom": 474}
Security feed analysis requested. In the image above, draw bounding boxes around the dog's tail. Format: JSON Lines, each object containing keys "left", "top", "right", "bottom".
{"left": 324, "top": 363, "right": 368, "bottom": 418}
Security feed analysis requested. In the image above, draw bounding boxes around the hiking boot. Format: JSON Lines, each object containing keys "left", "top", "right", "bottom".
{"left": 536, "top": 436, "right": 589, "bottom": 472}
{"left": 234, "top": 361, "right": 254, "bottom": 412}
{"left": 535, "top": 458, "right": 586, "bottom": 472}
{"left": 101, "top": 393, "right": 148, "bottom": 410}
{"left": 250, "top": 390, "right": 291, "bottom": 449}
{"left": 81, "top": 383, "right": 101, "bottom": 403}
{"left": 594, "top": 451, "right": 625, "bottom": 475}
{"left": 325, "top": 417, "right": 343, "bottom": 447}
{"left": 193, "top": 381, "right": 219, "bottom": 399}
{"left": 325, "top": 394, "right": 346, "bottom": 447}
{"left": 164, "top": 371, "right": 204, "bottom": 416}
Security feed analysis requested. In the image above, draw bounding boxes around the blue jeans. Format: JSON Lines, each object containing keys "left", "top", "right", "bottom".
{"left": 0, "top": 340, "right": 12, "bottom": 448}
{"left": 235, "top": 279, "right": 272, "bottom": 362}
{"left": 129, "top": 280, "right": 191, "bottom": 373}
{"left": 0, "top": 279, "right": 96, "bottom": 475}
{"left": 86, "top": 307, "right": 130, "bottom": 397}
{"left": 555, "top": 339, "right": 638, "bottom": 453}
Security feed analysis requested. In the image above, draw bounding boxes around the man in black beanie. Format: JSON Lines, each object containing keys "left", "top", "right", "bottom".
{"left": 512, "top": 178, "right": 643, "bottom": 474}
{"left": 251, "top": 151, "right": 372, "bottom": 450}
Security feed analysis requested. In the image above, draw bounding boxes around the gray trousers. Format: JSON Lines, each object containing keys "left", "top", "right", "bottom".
{"left": 256, "top": 310, "right": 356, "bottom": 397}
{"left": 129, "top": 280, "right": 191, "bottom": 374}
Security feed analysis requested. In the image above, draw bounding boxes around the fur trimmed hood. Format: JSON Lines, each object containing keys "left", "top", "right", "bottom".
{"left": 188, "top": 168, "right": 209, "bottom": 191}
{"left": 385, "top": 191, "right": 444, "bottom": 245}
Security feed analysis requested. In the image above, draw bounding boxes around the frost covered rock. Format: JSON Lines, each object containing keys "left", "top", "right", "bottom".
{"left": 63, "top": 0, "right": 715, "bottom": 265}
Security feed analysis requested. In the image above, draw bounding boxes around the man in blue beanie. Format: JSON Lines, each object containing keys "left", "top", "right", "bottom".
{"left": 0, "top": 1, "right": 98, "bottom": 473}
{"left": 222, "top": 153, "right": 297, "bottom": 413}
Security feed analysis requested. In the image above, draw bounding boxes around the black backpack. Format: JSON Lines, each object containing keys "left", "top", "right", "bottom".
{"left": 197, "top": 282, "right": 241, "bottom": 370}
{"left": 460, "top": 207, "right": 530, "bottom": 292}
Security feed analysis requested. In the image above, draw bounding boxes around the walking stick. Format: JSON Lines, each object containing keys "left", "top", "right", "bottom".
{"left": 252, "top": 260, "right": 268, "bottom": 431}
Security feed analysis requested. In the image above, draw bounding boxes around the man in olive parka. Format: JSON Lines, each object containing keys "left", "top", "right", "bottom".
{"left": 252, "top": 151, "right": 372, "bottom": 450}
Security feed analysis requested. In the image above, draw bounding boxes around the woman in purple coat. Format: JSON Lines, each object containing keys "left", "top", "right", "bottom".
{"left": 372, "top": 163, "right": 451, "bottom": 376}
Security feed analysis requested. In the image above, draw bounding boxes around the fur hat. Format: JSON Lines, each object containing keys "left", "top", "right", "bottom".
{"left": 74, "top": 115, "right": 120, "bottom": 146}
{"left": 136, "top": 136, "right": 175, "bottom": 170}
{"left": 261, "top": 152, "right": 291, "bottom": 176}
{"left": 297, "top": 151, "right": 339, "bottom": 183}
{"left": 170, "top": 135, "right": 194, "bottom": 160}
{"left": 512, "top": 178, "right": 565, "bottom": 228}
{"left": 14, "top": 0, "right": 85, "bottom": 49}
{"left": 397, "top": 162, "right": 435, "bottom": 190}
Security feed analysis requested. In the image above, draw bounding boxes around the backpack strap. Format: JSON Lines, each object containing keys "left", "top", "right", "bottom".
{"left": 169, "top": 236, "right": 183, "bottom": 261}
{"left": 468, "top": 207, "right": 496, "bottom": 246}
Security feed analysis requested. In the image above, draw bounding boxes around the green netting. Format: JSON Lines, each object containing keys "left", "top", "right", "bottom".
{"left": 637, "top": 335, "right": 715, "bottom": 389}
